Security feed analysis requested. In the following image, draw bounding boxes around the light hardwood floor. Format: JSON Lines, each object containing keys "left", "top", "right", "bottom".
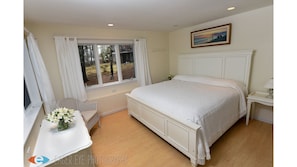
{"left": 90, "top": 110, "right": 273, "bottom": 167}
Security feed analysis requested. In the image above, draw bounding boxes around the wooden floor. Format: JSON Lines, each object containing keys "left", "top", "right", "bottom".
{"left": 90, "top": 110, "right": 273, "bottom": 167}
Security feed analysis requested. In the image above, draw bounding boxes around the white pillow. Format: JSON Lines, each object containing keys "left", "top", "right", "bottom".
{"left": 173, "top": 74, "right": 247, "bottom": 95}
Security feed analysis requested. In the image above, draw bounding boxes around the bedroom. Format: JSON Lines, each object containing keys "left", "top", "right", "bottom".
{"left": 21, "top": 0, "right": 277, "bottom": 167}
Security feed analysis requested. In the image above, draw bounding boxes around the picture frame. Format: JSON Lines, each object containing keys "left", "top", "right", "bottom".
{"left": 191, "top": 23, "right": 231, "bottom": 48}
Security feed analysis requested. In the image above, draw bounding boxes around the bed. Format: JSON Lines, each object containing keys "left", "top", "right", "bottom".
{"left": 126, "top": 50, "right": 253, "bottom": 166}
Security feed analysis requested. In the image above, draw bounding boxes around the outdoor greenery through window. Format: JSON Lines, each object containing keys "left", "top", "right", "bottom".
{"left": 78, "top": 41, "right": 135, "bottom": 87}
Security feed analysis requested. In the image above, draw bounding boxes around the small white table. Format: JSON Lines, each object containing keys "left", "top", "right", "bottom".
{"left": 30, "top": 111, "right": 95, "bottom": 167}
{"left": 246, "top": 92, "right": 273, "bottom": 125}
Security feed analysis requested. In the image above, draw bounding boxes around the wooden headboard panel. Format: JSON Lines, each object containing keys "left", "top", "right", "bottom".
{"left": 178, "top": 50, "right": 253, "bottom": 89}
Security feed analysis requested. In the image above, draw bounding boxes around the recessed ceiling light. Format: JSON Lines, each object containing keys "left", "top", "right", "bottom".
{"left": 227, "top": 7, "right": 236, "bottom": 11}
{"left": 107, "top": 23, "right": 114, "bottom": 27}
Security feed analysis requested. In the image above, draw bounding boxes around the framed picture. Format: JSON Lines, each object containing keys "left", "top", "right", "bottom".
{"left": 191, "top": 23, "right": 231, "bottom": 48}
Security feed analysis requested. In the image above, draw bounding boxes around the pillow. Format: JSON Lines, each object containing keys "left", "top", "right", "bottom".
{"left": 173, "top": 74, "right": 247, "bottom": 95}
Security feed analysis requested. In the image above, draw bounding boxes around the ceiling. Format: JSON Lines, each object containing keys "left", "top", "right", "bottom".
{"left": 24, "top": 0, "right": 273, "bottom": 32}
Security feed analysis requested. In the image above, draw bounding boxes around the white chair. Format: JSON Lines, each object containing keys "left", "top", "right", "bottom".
{"left": 58, "top": 98, "right": 100, "bottom": 132}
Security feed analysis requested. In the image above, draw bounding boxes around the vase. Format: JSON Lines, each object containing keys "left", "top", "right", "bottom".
{"left": 57, "top": 118, "right": 69, "bottom": 131}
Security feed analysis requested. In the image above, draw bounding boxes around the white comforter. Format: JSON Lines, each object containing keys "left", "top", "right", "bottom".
{"left": 130, "top": 75, "right": 247, "bottom": 165}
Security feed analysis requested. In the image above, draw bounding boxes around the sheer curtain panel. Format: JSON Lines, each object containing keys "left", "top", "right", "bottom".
{"left": 134, "top": 39, "right": 152, "bottom": 86}
{"left": 26, "top": 33, "right": 56, "bottom": 113}
{"left": 54, "top": 37, "right": 87, "bottom": 102}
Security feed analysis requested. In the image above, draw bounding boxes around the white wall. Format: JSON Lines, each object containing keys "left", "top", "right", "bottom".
{"left": 169, "top": 6, "right": 273, "bottom": 123}
{"left": 24, "top": 23, "right": 169, "bottom": 115}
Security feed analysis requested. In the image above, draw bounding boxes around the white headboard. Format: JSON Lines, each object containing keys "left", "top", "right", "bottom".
{"left": 178, "top": 50, "right": 253, "bottom": 89}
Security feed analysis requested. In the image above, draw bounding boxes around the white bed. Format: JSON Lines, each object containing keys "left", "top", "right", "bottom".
{"left": 126, "top": 50, "right": 253, "bottom": 166}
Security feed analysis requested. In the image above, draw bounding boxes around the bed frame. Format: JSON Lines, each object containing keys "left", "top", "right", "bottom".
{"left": 126, "top": 50, "right": 253, "bottom": 166}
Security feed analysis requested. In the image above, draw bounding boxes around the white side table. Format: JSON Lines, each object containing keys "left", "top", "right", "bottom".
{"left": 246, "top": 92, "right": 273, "bottom": 125}
{"left": 30, "top": 111, "right": 94, "bottom": 167}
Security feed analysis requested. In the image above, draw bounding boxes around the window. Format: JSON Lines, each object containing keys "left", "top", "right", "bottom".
{"left": 78, "top": 40, "right": 135, "bottom": 87}
{"left": 24, "top": 39, "right": 42, "bottom": 142}
{"left": 24, "top": 79, "right": 31, "bottom": 110}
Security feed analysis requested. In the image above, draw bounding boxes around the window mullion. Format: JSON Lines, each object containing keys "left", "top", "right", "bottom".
{"left": 115, "top": 45, "right": 122, "bottom": 82}
{"left": 93, "top": 44, "right": 103, "bottom": 85}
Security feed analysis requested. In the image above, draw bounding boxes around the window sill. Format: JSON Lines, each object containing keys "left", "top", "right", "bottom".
{"left": 86, "top": 79, "right": 137, "bottom": 90}
{"left": 24, "top": 102, "right": 42, "bottom": 144}
{"left": 86, "top": 80, "right": 138, "bottom": 101}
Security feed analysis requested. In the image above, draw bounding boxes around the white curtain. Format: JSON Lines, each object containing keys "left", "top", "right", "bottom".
{"left": 26, "top": 33, "right": 56, "bottom": 113}
{"left": 134, "top": 39, "right": 152, "bottom": 86}
{"left": 54, "top": 36, "right": 87, "bottom": 101}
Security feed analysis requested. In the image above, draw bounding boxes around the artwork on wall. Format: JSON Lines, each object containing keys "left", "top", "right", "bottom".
{"left": 191, "top": 23, "right": 231, "bottom": 48}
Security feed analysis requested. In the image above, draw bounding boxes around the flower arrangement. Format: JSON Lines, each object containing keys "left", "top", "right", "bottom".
{"left": 46, "top": 107, "right": 75, "bottom": 124}
{"left": 168, "top": 74, "right": 174, "bottom": 80}
{"left": 46, "top": 107, "right": 74, "bottom": 126}
{"left": 46, "top": 107, "right": 75, "bottom": 131}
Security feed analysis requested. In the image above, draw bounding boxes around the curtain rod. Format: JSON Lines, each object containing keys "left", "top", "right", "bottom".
{"left": 24, "top": 27, "right": 30, "bottom": 34}
{"left": 24, "top": 27, "right": 32, "bottom": 38}
{"left": 53, "top": 36, "right": 137, "bottom": 41}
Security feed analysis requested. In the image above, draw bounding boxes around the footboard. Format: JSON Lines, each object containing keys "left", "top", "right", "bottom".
{"left": 126, "top": 93, "right": 201, "bottom": 167}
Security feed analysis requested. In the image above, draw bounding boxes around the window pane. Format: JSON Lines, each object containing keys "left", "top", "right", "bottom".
{"left": 98, "top": 45, "right": 119, "bottom": 84}
{"left": 78, "top": 45, "right": 98, "bottom": 86}
{"left": 78, "top": 41, "right": 135, "bottom": 87}
{"left": 24, "top": 79, "right": 31, "bottom": 109}
{"left": 119, "top": 44, "right": 135, "bottom": 80}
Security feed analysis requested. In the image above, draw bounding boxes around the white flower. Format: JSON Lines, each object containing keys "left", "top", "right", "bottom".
{"left": 46, "top": 107, "right": 75, "bottom": 123}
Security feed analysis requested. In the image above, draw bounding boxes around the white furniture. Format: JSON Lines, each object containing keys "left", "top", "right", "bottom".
{"left": 127, "top": 50, "right": 253, "bottom": 167}
{"left": 58, "top": 98, "right": 100, "bottom": 132}
{"left": 30, "top": 111, "right": 94, "bottom": 167}
{"left": 246, "top": 91, "right": 273, "bottom": 125}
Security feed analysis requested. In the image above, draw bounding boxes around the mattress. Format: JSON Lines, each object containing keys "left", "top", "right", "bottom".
{"left": 130, "top": 75, "right": 247, "bottom": 163}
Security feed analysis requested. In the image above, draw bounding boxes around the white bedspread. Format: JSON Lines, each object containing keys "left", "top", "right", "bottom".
{"left": 130, "top": 75, "right": 247, "bottom": 165}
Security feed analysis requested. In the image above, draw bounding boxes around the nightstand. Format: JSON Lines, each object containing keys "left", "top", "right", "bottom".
{"left": 246, "top": 91, "right": 273, "bottom": 125}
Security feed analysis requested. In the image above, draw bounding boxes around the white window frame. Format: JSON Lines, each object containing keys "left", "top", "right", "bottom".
{"left": 78, "top": 39, "right": 136, "bottom": 89}
{"left": 24, "top": 40, "right": 43, "bottom": 143}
